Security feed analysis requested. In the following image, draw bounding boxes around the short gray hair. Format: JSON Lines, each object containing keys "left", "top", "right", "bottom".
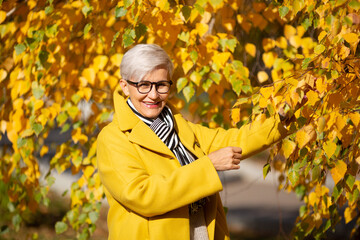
{"left": 120, "top": 44, "right": 174, "bottom": 82}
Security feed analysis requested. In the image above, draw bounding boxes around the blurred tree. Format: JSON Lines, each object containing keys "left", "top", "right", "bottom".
{"left": 0, "top": 0, "right": 359, "bottom": 239}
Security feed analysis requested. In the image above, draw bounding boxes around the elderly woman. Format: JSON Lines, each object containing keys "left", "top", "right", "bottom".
{"left": 96, "top": 44, "right": 288, "bottom": 240}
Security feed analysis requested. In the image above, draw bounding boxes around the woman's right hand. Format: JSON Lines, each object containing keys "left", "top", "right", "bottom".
{"left": 208, "top": 146, "right": 242, "bottom": 171}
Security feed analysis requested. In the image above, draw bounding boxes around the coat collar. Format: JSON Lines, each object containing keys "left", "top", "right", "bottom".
{"left": 113, "top": 85, "right": 177, "bottom": 157}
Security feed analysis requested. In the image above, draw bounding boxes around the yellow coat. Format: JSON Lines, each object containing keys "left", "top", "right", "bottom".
{"left": 96, "top": 86, "right": 288, "bottom": 240}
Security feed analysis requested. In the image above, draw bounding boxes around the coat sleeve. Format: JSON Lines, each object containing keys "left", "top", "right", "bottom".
{"left": 96, "top": 124, "right": 223, "bottom": 218}
{"left": 187, "top": 115, "right": 288, "bottom": 159}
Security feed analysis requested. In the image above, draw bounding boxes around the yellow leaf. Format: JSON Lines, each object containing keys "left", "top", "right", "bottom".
{"left": 196, "top": 23, "right": 209, "bottom": 37}
{"left": 330, "top": 160, "right": 347, "bottom": 185}
{"left": 317, "top": 116, "right": 326, "bottom": 133}
{"left": 110, "top": 53, "right": 123, "bottom": 66}
{"left": 336, "top": 116, "right": 346, "bottom": 132}
{"left": 107, "top": 76, "right": 118, "bottom": 90}
{"left": 40, "top": 145, "right": 49, "bottom": 157}
{"left": 83, "top": 166, "right": 95, "bottom": 179}
{"left": 343, "top": 33, "right": 359, "bottom": 43}
{"left": 306, "top": 90, "right": 319, "bottom": 106}
{"left": 308, "top": 192, "right": 318, "bottom": 206}
{"left": 231, "top": 108, "right": 240, "bottom": 124}
{"left": 295, "top": 124, "right": 316, "bottom": 148}
{"left": 260, "top": 86, "right": 273, "bottom": 99}
{"left": 257, "top": 71, "right": 269, "bottom": 83}
{"left": 324, "top": 141, "right": 337, "bottom": 158}
{"left": 0, "top": 11, "right": 6, "bottom": 24}
{"left": 34, "top": 99, "right": 44, "bottom": 112}
{"left": 190, "top": 71, "right": 201, "bottom": 86}
{"left": 281, "top": 139, "right": 296, "bottom": 158}
{"left": 72, "top": 128, "right": 88, "bottom": 144}
{"left": 245, "top": 43, "right": 256, "bottom": 57}
{"left": 356, "top": 156, "right": 360, "bottom": 165}
{"left": 318, "top": 31, "right": 327, "bottom": 42}
{"left": 182, "top": 60, "right": 193, "bottom": 74}
{"left": 289, "top": 36, "right": 302, "bottom": 48}
{"left": 349, "top": 112, "right": 360, "bottom": 127}
{"left": 97, "top": 71, "right": 109, "bottom": 82}
{"left": 27, "top": 0, "right": 37, "bottom": 10}
{"left": 262, "top": 38, "right": 275, "bottom": 52}
{"left": 315, "top": 184, "right": 329, "bottom": 197}
{"left": 0, "top": 69, "right": 7, "bottom": 83}
{"left": 83, "top": 87, "right": 92, "bottom": 101}
{"left": 262, "top": 51, "right": 277, "bottom": 68}
{"left": 93, "top": 55, "right": 108, "bottom": 71}
{"left": 213, "top": 52, "right": 231, "bottom": 67}
{"left": 339, "top": 46, "right": 350, "bottom": 60}
{"left": 82, "top": 68, "right": 96, "bottom": 86}
{"left": 344, "top": 207, "right": 356, "bottom": 224}
{"left": 296, "top": 26, "right": 306, "bottom": 38}
{"left": 275, "top": 36, "right": 287, "bottom": 49}
{"left": 316, "top": 77, "right": 327, "bottom": 93}
{"left": 284, "top": 25, "right": 296, "bottom": 40}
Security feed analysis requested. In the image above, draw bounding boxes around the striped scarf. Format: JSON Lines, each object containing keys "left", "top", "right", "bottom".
{"left": 127, "top": 99, "right": 208, "bottom": 213}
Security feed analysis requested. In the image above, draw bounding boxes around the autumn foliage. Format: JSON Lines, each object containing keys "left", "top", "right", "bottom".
{"left": 0, "top": 0, "right": 359, "bottom": 239}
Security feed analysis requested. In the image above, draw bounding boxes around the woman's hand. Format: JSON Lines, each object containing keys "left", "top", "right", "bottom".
{"left": 208, "top": 147, "right": 242, "bottom": 171}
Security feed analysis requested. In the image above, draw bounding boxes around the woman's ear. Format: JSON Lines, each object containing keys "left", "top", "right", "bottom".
{"left": 119, "top": 79, "right": 130, "bottom": 96}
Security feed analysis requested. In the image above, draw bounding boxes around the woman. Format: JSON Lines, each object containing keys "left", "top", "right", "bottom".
{"left": 96, "top": 44, "right": 288, "bottom": 240}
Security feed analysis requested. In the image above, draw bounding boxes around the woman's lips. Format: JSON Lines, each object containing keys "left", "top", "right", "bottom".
{"left": 143, "top": 102, "right": 161, "bottom": 108}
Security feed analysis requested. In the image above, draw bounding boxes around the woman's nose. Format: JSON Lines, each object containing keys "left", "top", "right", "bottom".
{"left": 147, "top": 85, "right": 159, "bottom": 99}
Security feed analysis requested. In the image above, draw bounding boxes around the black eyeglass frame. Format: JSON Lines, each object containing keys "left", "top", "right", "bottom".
{"left": 126, "top": 80, "right": 173, "bottom": 94}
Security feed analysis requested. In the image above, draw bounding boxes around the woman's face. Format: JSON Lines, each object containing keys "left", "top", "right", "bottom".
{"left": 120, "top": 67, "right": 170, "bottom": 119}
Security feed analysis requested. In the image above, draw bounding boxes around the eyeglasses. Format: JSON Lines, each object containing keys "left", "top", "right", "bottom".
{"left": 126, "top": 80, "right": 173, "bottom": 94}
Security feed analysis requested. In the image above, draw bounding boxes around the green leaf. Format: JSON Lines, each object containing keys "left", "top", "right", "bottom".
{"left": 302, "top": 18, "right": 312, "bottom": 30}
{"left": 181, "top": 6, "right": 191, "bottom": 21}
{"left": 135, "top": 23, "right": 147, "bottom": 39}
{"left": 115, "top": 7, "right": 127, "bottom": 18}
{"left": 301, "top": 58, "right": 311, "bottom": 69}
{"left": 32, "top": 82, "right": 44, "bottom": 99}
{"left": 84, "top": 23, "right": 92, "bottom": 37}
{"left": 89, "top": 211, "right": 99, "bottom": 223}
{"left": 190, "top": 50, "right": 198, "bottom": 63}
{"left": 14, "top": 43, "right": 26, "bottom": 55}
{"left": 279, "top": 6, "right": 289, "bottom": 18}
{"left": 230, "top": 75, "right": 242, "bottom": 96}
{"left": 124, "top": 0, "right": 133, "bottom": 8}
{"left": 39, "top": 50, "right": 49, "bottom": 68}
{"left": 82, "top": 5, "right": 93, "bottom": 17}
{"left": 345, "top": 174, "right": 355, "bottom": 190}
{"left": 194, "top": 3, "right": 204, "bottom": 15}
{"left": 314, "top": 44, "right": 325, "bottom": 54}
{"left": 122, "top": 28, "right": 135, "bottom": 48}
{"left": 349, "top": 0, "right": 360, "bottom": 10}
{"left": 295, "top": 185, "right": 306, "bottom": 199}
{"left": 209, "top": 72, "right": 221, "bottom": 84}
{"left": 55, "top": 221, "right": 68, "bottom": 234}
{"left": 100, "top": 112, "right": 110, "bottom": 123}
{"left": 288, "top": 168, "right": 299, "bottom": 186}
{"left": 26, "top": 37, "right": 38, "bottom": 51}
{"left": 183, "top": 85, "right": 195, "bottom": 102}
{"left": 111, "top": 31, "right": 120, "bottom": 47}
{"left": 46, "top": 176, "right": 56, "bottom": 187}
{"left": 45, "top": 24, "right": 58, "bottom": 38}
{"left": 60, "top": 123, "right": 70, "bottom": 133}
{"left": 332, "top": 184, "right": 343, "bottom": 202}
{"left": 32, "top": 123, "right": 43, "bottom": 136}
{"left": 312, "top": 165, "right": 321, "bottom": 182}
{"left": 17, "top": 138, "right": 27, "bottom": 148}
{"left": 45, "top": 6, "right": 54, "bottom": 15}
{"left": 176, "top": 77, "right": 188, "bottom": 93}
{"left": 202, "top": 78, "right": 212, "bottom": 92}
{"left": 178, "top": 31, "right": 190, "bottom": 43}
{"left": 263, "top": 163, "right": 271, "bottom": 179}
